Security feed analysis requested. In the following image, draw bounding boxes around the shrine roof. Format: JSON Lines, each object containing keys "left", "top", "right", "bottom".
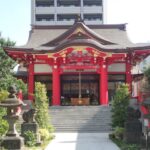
{"left": 21, "top": 22, "right": 133, "bottom": 48}
{"left": 4, "top": 20, "right": 150, "bottom": 53}
{"left": 5, "top": 41, "right": 150, "bottom": 54}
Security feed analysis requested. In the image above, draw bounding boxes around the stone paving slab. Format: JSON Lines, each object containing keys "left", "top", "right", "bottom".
{"left": 45, "top": 133, "right": 120, "bottom": 150}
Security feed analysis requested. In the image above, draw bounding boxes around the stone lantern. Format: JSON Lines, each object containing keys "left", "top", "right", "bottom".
{"left": 0, "top": 85, "right": 24, "bottom": 150}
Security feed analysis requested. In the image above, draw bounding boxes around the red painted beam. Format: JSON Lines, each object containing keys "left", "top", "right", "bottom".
{"left": 134, "top": 50, "right": 150, "bottom": 54}
{"left": 62, "top": 65, "right": 98, "bottom": 70}
{"left": 28, "top": 63, "right": 34, "bottom": 101}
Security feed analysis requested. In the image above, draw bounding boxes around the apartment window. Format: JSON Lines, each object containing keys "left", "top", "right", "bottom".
{"left": 57, "top": 0, "right": 80, "bottom": 7}
{"left": 36, "top": 14, "right": 54, "bottom": 21}
{"left": 36, "top": 0, "right": 54, "bottom": 7}
{"left": 83, "top": 0, "right": 102, "bottom": 6}
{"left": 57, "top": 14, "right": 78, "bottom": 21}
{"left": 84, "top": 14, "right": 102, "bottom": 21}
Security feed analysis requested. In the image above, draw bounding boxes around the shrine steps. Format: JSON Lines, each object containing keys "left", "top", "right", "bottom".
{"left": 49, "top": 106, "right": 112, "bottom": 132}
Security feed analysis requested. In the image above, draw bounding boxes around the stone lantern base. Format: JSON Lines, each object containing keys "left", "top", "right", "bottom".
{"left": 1, "top": 136, "right": 24, "bottom": 150}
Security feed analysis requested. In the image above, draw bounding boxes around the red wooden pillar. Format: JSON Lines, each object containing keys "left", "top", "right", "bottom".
{"left": 52, "top": 65, "right": 60, "bottom": 105}
{"left": 28, "top": 63, "right": 34, "bottom": 101}
{"left": 126, "top": 56, "right": 132, "bottom": 91}
{"left": 100, "top": 60, "right": 108, "bottom": 105}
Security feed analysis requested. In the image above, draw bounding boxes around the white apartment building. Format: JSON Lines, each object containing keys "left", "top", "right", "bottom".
{"left": 31, "top": 0, "right": 105, "bottom": 26}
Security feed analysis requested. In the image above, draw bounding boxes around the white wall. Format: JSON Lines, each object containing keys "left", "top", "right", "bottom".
{"left": 34, "top": 64, "right": 52, "bottom": 73}
{"left": 108, "top": 63, "right": 126, "bottom": 72}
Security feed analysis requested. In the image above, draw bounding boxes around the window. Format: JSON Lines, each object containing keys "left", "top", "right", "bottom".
{"left": 83, "top": 0, "right": 102, "bottom": 6}
{"left": 36, "top": 14, "right": 54, "bottom": 21}
{"left": 84, "top": 14, "right": 102, "bottom": 21}
{"left": 57, "top": 14, "right": 78, "bottom": 21}
{"left": 57, "top": 0, "right": 80, "bottom": 7}
{"left": 36, "top": 0, "right": 54, "bottom": 7}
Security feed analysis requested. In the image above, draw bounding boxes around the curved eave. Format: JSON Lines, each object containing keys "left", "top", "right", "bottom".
{"left": 50, "top": 39, "right": 129, "bottom": 53}
{"left": 4, "top": 41, "right": 150, "bottom": 55}
{"left": 3, "top": 47, "right": 36, "bottom": 61}
{"left": 42, "top": 39, "right": 150, "bottom": 53}
{"left": 4, "top": 47, "right": 34, "bottom": 53}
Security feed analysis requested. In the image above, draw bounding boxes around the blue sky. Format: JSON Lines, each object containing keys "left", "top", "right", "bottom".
{"left": 0, "top": 0, "right": 30, "bottom": 45}
{"left": 0, "top": 0, "right": 150, "bottom": 46}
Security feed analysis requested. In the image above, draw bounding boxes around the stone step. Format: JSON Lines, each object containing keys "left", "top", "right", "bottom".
{"left": 51, "top": 122, "right": 111, "bottom": 125}
{"left": 54, "top": 128, "right": 111, "bottom": 132}
{"left": 51, "top": 118, "right": 111, "bottom": 120}
{"left": 49, "top": 106, "right": 112, "bottom": 132}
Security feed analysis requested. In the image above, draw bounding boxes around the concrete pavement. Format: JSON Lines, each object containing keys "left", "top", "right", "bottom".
{"left": 45, "top": 133, "right": 120, "bottom": 150}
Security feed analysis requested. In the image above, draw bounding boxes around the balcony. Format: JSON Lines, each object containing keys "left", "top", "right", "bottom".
{"left": 56, "top": 6, "right": 80, "bottom": 14}
{"left": 56, "top": 20, "right": 74, "bottom": 25}
{"left": 36, "top": 7, "right": 55, "bottom": 14}
{"left": 84, "top": 20, "right": 103, "bottom": 25}
{"left": 83, "top": 6, "right": 103, "bottom": 14}
{"left": 35, "top": 20, "right": 56, "bottom": 26}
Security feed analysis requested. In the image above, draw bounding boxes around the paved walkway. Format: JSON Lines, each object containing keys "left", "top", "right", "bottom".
{"left": 45, "top": 133, "right": 120, "bottom": 150}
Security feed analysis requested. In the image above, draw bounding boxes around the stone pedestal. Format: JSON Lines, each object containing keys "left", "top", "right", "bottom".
{"left": 21, "top": 123, "right": 38, "bottom": 136}
{"left": 21, "top": 122, "right": 41, "bottom": 145}
{"left": 21, "top": 109, "right": 41, "bottom": 145}
{"left": 124, "top": 107, "right": 142, "bottom": 144}
{"left": 124, "top": 120, "right": 142, "bottom": 143}
{"left": 1, "top": 136, "right": 24, "bottom": 150}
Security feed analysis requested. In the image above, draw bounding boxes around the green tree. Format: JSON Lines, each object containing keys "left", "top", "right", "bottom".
{"left": 0, "top": 34, "right": 27, "bottom": 92}
{"left": 35, "top": 82, "right": 53, "bottom": 131}
{"left": 0, "top": 35, "right": 15, "bottom": 89}
{"left": 111, "top": 84, "right": 130, "bottom": 128}
{"left": 0, "top": 90, "right": 9, "bottom": 138}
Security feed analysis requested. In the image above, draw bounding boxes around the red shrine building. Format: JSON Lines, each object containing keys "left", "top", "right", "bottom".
{"left": 4, "top": 20, "right": 150, "bottom": 106}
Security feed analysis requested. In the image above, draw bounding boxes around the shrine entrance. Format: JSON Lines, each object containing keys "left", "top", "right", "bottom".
{"left": 61, "top": 74, "right": 99, "bottom": 106}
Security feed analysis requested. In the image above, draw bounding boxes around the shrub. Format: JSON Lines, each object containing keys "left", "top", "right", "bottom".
{"left": 121, "top": 144, "right": 140, "bottom": 150}
{"left": 114, "top": 127, "right": 124, "bottom": 140}
{"left": 111, "top": 84, "right": 130, "bottom": 128}
{"left": 0, "top": 113, "right": 8, "bottom": 137}
{"left": 35, "top": 82, "right": 49, "bottom": 129}
{"left": 0, "top": 91, "right": 9, "bottom": 137}
{"left": 24, "top": 130, "right": 36, "bottom": 147}
{"left": 34, "top": 82, "right": 53, "bottom": 131}
{"left": 39, "top": 128, "right": 51, "bottom": 141}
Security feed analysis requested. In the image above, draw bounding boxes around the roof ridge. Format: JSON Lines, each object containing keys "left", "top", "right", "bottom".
{"left": 32, "top": 23, "right": 127, "bottom": 30}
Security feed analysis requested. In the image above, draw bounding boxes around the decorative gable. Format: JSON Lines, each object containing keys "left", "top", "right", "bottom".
{"left": 42, "top": 21, "right": 116, "bottom": 47}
